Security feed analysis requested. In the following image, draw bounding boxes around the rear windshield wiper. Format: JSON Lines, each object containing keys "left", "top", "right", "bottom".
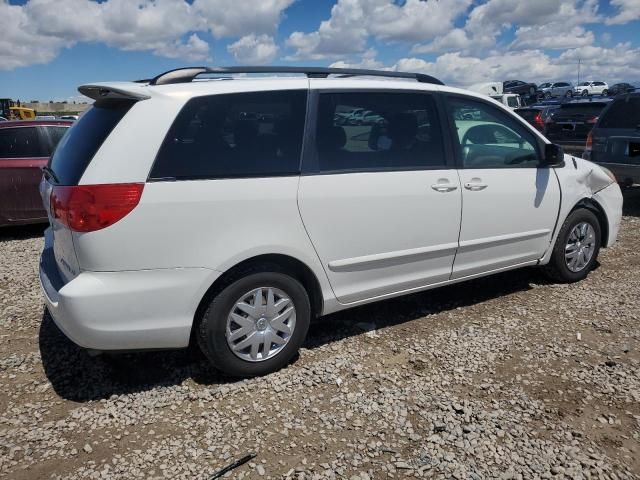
{"left": 41, "top": 166, "right": 60, "bottom": 184}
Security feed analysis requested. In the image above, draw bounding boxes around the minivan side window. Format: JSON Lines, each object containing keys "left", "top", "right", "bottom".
{"left": 0, "top": 127, "right": 45, "bottom": 158}
{"left": 151, "top": 90, "right": 307, "bottom": 180}
{"left": 313, "top": 92, "right": 446, "bottom": 172}
{"left": 447, "top": 96, "right": 539, "bottom": 169}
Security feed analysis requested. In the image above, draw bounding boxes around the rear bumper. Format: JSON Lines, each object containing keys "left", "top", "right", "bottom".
{"left": 39, "top": 232, "right": 220, "bottom": 350}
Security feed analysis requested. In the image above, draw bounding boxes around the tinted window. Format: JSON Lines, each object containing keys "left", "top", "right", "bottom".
{"left": 558, "top": 103, "right": 608, "bottom": 116}
{"left": 43, "top": 126, "right": 69, "bottom": 155}
{"left": 448, "top": 97, "right": 539, "bottom": 169}
{"left": 49, "top": 100, "right": 133, "bottom": 185}
{"left": 599, "top": 97, "right": 640, "bottom": 129}
{"left": 507, "top": 96, "right": 519, "bottom": 107}
{"left": 0, "top": 127, "right": 44, "bottom": 158}
{"left": 593, "top": 82, "right": 606, "bottom": 86}
{"left": 557, "top": 83, "right": 569, "bottom": 87}
{"left": 151, "top": 90, "right": 306, "bottom": 180}
{"left": 515, "top": 109, "right": 540, "bottom": 122}
{"left": 314, "top": 92, "right": 445, "bottom": 172}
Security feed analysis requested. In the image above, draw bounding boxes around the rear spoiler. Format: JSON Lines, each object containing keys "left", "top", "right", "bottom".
{"left": 78, "top": 84, "right": 151, "bottom": 101}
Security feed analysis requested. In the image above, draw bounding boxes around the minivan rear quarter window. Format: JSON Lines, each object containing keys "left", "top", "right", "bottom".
{"left": 151, "top": 90, "right": 307, "bottom": 180}
{"left": 49, "top": 99, "right": 134, "bottom": 185}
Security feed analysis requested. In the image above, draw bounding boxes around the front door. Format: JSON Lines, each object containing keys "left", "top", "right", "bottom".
{"left": 298, "top": 88, "right": 461, "bottom": 304}
{"left": 444, "top": 95, "right": 561, "bottom": 279}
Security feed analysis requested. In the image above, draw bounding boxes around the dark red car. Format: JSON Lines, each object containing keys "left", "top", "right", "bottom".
{"left": 0, "top": 120, "right": 73, "bottom": 226}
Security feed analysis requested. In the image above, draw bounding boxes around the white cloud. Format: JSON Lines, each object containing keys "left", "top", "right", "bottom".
{"left": 329, "top": 49, "right": 386, "bottom": 69}
{"left": 0, "top": 0, "right": 296, "bottom": 71}
{"left": 194, "top": 0, "right": 294, "bottom": 38}
{"left": 286, "top": 0, "right": 471, "bottom": 60}
{"left": 414, "top": 0, "right": 600, "bottom": 55}
{"left": 511, "top": 25, "right": 595, "bottom": 50}
{"left": 154, "top": 34, "right": 211, "bottom": 62}
{"left": 227, "top": 34, "right": 279, "bottom": 64}
{"left": 0, "top": 1, "right": 69, "bottom": 70}
{"left": 606, "top": 0, "right": 640, "bottom": 24}
{"left": 381, "top": 42, "right": 640, "bottom": 87}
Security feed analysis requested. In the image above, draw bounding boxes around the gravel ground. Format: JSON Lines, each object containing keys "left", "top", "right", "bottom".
{"left": 1, "top": 189, "right": 640, "bottom": 480}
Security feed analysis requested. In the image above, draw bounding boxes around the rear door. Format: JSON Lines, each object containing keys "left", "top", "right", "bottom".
{"left": 444, "top": 95, "right": 561, "bottom": 279}
{"left": 0, "top": 126, "right": 48, "bottom": 224}
{"left": 42, "top": 101, "right": 134, "bottom": 282}
{"left": 298, "top": 87, "right": 461, "bottom": 304}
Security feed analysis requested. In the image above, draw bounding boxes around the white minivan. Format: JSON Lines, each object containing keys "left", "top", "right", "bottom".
{"left": 39, "top": 67, "right": 622, "bottom": 377}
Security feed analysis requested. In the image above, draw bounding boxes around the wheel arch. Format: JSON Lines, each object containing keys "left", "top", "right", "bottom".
{"left": 571, "top": 197, "right": 609, "bottom": 247}
{"left": 190, "top": 253, "right": 325, "bottom": 345}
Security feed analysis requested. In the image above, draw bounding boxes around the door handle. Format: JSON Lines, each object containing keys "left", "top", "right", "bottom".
{"left": 464, "top": 182, "right": 488, "bottom": 191}
{"left": 431, "top": 183, "right": 458, "bottom": 192}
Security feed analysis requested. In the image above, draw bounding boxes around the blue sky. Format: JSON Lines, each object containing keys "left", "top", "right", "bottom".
{"left": 1, "top": 0, "right": 639, "bottom": 101}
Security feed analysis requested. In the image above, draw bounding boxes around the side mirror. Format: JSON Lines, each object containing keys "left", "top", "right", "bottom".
{"left": 541, "top": 143, "right": 565, "bottom": 167}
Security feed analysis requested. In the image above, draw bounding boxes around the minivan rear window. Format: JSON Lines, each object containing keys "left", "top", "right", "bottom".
{"left": 558, "top": 103, "right": 607, "bottom": 116}
{"left": 48, "top": 99, "right": 134, "bottom": 185}
{"left": 599, "top": 97, "right": 640, "bottom": 129}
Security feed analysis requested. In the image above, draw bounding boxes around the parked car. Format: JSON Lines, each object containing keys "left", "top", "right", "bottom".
{"left": 0, "top": 120, "right": 72, "bottom": 226}
{"left": 584, "top": 92, "right": 640, "bottom": 186}
{"left": 545, "top": 100, "right": 611, "bottom": 153}
{"left": 606, "top": 83, "right": 635, "bottom": 97}
{"left": 59, "top": 115, "right": 79, "bottom": 121}
{"left": 38, "top": 66, "right": 621, "bottom": 378}
{"left": 0, "top": 116, "right": 7, "bottom": 122}
{"left": 574, "top": 81, "right": 609, "bottom": 96}
{"left": 503, "top": 80, "right": 538, "bottom": 96}
{"left": 514, "top": 105, "right": 559, "bottom": 132}
{"left": 35, "top": 115, "right": 57, "bottom": 120}
{"left": 538, "top": 82, "right": 574, "bottom": 99}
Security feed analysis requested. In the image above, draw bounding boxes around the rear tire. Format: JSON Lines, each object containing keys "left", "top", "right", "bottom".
{"left": 197, "top": 270, "right": 311, "bottom": 377}
{"left": 543, "top": 208, "right": 601, "bottom": 283}
{"left": 602, "top": 89, "right": 608, "bottom": 96}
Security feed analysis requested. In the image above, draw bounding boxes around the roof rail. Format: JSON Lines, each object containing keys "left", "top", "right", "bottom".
{"left": 147, "top": 66, "right": 444, "bottom": 86}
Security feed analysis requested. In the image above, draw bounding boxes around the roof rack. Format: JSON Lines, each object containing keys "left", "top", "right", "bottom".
{"left": 147, "top": 66, "right": 444, "bottom": 86}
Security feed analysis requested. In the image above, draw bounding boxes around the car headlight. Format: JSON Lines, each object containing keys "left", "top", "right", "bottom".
{"left": 599, "top": 166, "right": 617, "bottom": 184}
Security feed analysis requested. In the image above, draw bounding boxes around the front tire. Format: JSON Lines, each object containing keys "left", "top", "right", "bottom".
{"left": 197, "top": 270, "right": 311, "bottom": 377}
{"left": 582, "top": 89, "right": 589, "bottom": 97}
{"left": 543, "top": 208, "right": 601, "bottom": 283}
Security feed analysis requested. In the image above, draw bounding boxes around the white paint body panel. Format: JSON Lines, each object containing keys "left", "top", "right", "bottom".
{"left": 298, "top": 171, "right": 461, "bottom": 303}
{"left": 453, "top": 168, "right": 561, "bottom": 278}
{"left": 37, "top": 77, "right": 623, "bottom": 351}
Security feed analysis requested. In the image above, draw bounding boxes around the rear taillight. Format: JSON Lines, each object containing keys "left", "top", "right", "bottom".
{"left": 50, "top": 183, "right": 144, "bottom": 232}
{"left": 534, "top": 112, "right": 545, "bottom": 130}
{"left": 585, "top": 131, "right": 593, "bottom": 152}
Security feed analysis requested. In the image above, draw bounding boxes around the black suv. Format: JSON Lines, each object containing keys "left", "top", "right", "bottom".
{"left": 545, "top": 100, "right": 611, "bottom": 155}
{"left": 584, "top": 93, "right": 640, "bottom": 186}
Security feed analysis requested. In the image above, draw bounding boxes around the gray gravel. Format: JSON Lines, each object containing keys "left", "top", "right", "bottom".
{"left": 1, "top": 189, "right": 640, "bottom": 479}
